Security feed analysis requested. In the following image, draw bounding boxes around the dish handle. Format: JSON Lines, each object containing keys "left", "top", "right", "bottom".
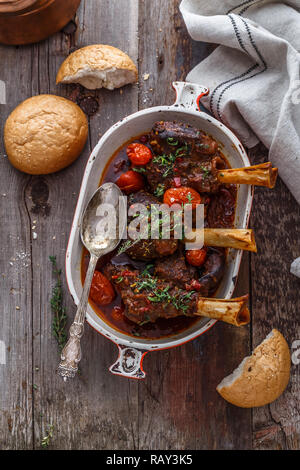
{"left": 109, "top": 344, "right": 148, "bottom": 379}
{"left": 172, "top": 81, "right": 209, "bottom": 112}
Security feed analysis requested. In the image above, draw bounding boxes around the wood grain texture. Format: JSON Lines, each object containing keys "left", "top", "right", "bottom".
{"left": 249, "top": 145, "right": 300, "bottom": 450}
{"left": 0, "top": 0, "right": 299, "bottom": 451}
{"left": 0, "top": 45, "right": 34, "bottom": 450}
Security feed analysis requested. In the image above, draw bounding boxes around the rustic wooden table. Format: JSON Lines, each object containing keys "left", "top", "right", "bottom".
{"left": 0, "top": 0, "right": 299, "bottom": 451}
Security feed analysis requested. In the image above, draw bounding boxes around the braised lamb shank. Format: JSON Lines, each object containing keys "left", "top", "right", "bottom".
{"left": 146, "top": 121, "right": 227, "bottom": 194}
{"left": 104, "top": 246, "right": 225, "bottom": 325}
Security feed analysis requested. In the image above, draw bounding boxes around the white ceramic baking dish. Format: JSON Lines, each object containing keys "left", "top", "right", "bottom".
{"left": 66, "top": 81, "right": 253, "bottom": 379}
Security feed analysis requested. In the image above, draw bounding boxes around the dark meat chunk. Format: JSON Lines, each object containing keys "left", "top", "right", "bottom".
{"left": 146, "top": 121, "right": 227, "bottom": 195}
{"left": 197, "top": 247, "right": 226, "bottom": 296}
{"left": 104, "top": 263, "right": 199, "bottom": 324}
{"left": 150, "top": 121, "right": 218, "bottom": 156}
{"left": 126, "top": 238, "right": 178, "bottom": 260}
{"left": 123, "top": 190, "right": 178, "bottom": 260}
{"left": 146, "top": 154, "right": 226, "bottom": 195}
{"left": 186, "top": 156, "right": 226, "bottom": 194}
{"left": 155, "top": 247, "right": 226, "bottom": 297}
{"left": 154, "top": 251, "right": 198, "bottom": 289}
{"left": 128, "top": 189, "right": 160, "bottom": 207}
{"left": 104, "top": 247, "right": 225, "bottom": 325}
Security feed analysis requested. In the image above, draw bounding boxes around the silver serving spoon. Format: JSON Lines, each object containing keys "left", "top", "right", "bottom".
{"left": 58, "top": 182, "right": 127, "bottom": 381}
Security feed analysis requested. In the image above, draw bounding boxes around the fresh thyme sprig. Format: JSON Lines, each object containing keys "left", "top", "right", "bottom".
{"left": 167, "top": 137, "right": 179, "bottom": 146}
{"left": 153, "top": 153, "right": 177, "bottom": 177}
{"left": 132, "top": 167, "right": 146, "bottom": 174}
{"left": 41, "top": 424, "right": 54, "bottom": 448}
{"left": 117, "top": 236, "right": 145, "bottom": 256}
{"left": 49, "top": 256, "right": 67, "bottom": 352}
{"left": 152, "top": 144, "right": 190, "bottom": 178}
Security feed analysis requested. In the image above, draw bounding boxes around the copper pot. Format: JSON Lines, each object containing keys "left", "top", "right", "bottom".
{"left": 0, "top": 0, "right": 81, "bottom": 45}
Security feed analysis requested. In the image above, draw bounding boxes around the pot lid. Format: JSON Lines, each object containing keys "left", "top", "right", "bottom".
{"left": 0, "top": 0, "right": 39, "bottom": 14}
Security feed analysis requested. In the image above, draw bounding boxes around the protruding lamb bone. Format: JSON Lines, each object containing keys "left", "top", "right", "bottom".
{"left": 217, "top": 162, "right": 278, "bottom": 188}
{"left": 196, "top": 295, "right": 250, "bottom": 326}
{"left": 185, "top": 228, "right": 257, "bottom": 252}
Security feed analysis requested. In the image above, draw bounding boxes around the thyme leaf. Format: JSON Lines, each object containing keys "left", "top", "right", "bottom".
{"left": 167, "top": 137, "right": 179, "bottom": 146}
{"left": 200, "top": 165, "right": 211, "bottom": 179}
{"left": 49, "top": 256, "right": 67, "bottom": 352}
{"left": 153, "top": 153, "right": 177, "bottom": 178}
{"left": 41, "top": 424, "right": 54, "bottom": 448}
{"left": 186, "top": 192, "right": 193, "bottom": 203}
{"left": 132, "top": 167, "right": 146, "bottom": 173}
{"left": 154, "top": 184, "right": 165, "bottom": 197}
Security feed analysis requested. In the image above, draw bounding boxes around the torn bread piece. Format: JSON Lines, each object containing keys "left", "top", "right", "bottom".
{"left": 217, "top": 329, "right": 291, "bottom": 407}
{"left": 56, "top": 44, "right": 138, "bottom": 90}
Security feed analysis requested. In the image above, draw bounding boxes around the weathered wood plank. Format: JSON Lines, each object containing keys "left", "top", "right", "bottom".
{"left": 0, "top": 0, "right": 139, "bottom": 450}
{"left": 250, "top": 145, "right": 300, "bottom": 450}
{"left": 0, "top": 45, "right": 34, "bottom": 450}
{"left": 29, "top": 0, "right": 140, "bottom": 450}
{"left": 137, "top": 0, "right": 252, "bottom": 450}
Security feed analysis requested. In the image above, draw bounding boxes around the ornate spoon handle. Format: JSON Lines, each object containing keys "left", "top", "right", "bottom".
{"left": 58, "top": 253, "right": 98, "bottom": 381}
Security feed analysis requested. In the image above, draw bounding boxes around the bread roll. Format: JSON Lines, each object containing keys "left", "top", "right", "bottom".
{"left": 4, "top": 94, "right": 88, "bottom": 175}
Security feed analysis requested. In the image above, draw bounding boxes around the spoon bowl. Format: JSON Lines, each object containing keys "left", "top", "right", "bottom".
{"left": 81, "top": 182, "right": 127, "bottom": 257}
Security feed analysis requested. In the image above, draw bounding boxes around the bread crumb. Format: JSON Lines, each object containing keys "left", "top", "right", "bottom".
{"left": 16, "top": 306, "right": 20, "bottom": 310}
{"left": 143, "top": 73, "right": 150, "bottom": 81}
{"left": 32, "top": 232, "right": 37, "bottom": 240}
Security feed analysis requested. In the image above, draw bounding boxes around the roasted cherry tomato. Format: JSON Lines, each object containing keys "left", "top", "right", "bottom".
{"left": 186, "top": 247, "right": 207, "bottom": 267}
{"left": 126, "top": 143, "right": 152, "bottom": 166}
{"left": 116, "top": 170, "right": 144, "bottom": 194}
{"left": 90, "top": 271, "right": 115, "bottom": 305}
{"left": 163, "top": 187, "right": 201, "bottom": 208}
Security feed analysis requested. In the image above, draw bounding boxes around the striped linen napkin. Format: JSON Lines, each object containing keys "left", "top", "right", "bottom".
{"left": 180, "top": 0, "right": 300, "bottom": 205}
